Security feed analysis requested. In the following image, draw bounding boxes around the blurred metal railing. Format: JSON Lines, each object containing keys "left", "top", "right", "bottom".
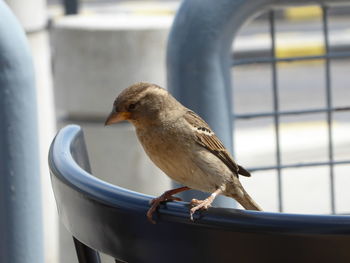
{"left": 232, "top": 5, "right": 350, "bottom": 213}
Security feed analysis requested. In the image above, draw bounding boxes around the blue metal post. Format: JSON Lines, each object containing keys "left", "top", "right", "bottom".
{"left": 0, "top": 2, "right": 43, "bottom": 262}
{"left": 166, "top": 0, "right": 272, "bottom": 207}
{"left": 167, "top": 0, "right": 348, "bottom": 207}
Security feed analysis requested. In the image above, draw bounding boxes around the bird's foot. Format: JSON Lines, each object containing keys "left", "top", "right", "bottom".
{"left": 146, "top": 186, "right": 190, "bottom": 224}
{"left": 189, "top": 189, "right": 222, "bottom": 221}
{"left": 189, "top": 198, "right": 213, "bottom": 221}
{"left": 149, "top": 195, "right": 182, "bottom": 206}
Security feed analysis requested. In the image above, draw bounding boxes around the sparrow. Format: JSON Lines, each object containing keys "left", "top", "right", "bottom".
{"left": 105, "top": 82, "right": 262, "bottom": 223}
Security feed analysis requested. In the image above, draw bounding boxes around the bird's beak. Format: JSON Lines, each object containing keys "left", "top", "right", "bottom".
{"left": 105, "top": 111, "right": 131, "bottom": 126}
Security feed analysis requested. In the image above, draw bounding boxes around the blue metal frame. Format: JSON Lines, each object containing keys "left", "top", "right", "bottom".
{"left": 0, "top": 1, "right": 43, "bottom": 262}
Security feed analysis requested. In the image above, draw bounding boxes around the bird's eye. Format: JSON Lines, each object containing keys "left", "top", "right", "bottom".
{"left": 128, "top": 103, "right": 136, "bottom": 110}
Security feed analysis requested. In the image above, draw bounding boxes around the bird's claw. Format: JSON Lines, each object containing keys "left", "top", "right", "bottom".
{"left": 190, "top": 198, "right": 202, "bottom": 206}
{"left": 189, "top": 198, "right": 212, "bottom": 221}
{"left": 147, "top": 195, "right": 183, "bottom": 224}
{"left": 146, "top": 206, "right": 157, "bottom": 224}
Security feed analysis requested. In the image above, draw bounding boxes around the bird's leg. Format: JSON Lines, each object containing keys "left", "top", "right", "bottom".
{"left": 189, "top": 188, "right": 223, "bottom": 221}
{"left": 147, "top": 186, "right": 191, "bottom": 224}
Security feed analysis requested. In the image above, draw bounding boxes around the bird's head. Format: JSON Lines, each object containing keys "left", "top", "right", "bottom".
{"left": 105, "top": 82, "right": 176, "bottom": 126}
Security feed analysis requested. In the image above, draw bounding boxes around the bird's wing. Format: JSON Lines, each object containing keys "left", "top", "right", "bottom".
{"left": 183, "top": 110, "right": 251, "bottom": 177}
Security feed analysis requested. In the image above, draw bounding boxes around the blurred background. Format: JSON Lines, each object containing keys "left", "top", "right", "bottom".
{"left": 3, "top": 0, "right": 350, "bottom": 262}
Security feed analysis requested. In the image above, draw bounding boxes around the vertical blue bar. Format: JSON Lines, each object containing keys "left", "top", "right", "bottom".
{"left": 269, "top": 10, "right": 283, "bottom": 212}
{"left": 322, "top": 5, "right": 336, "bottom": 214}
{"left": 0, "top": 2, "right": 43, "bottom": 262}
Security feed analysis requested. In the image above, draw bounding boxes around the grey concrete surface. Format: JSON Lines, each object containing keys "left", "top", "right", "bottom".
{"left": 52, "top": 14, "right": 171, "bottom": 118}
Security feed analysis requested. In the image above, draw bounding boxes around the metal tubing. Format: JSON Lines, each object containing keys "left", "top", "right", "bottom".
{"left": 322, "top": 6, "right": 336, "bottom": 214}
{"left": 166, "top": 0, "right": 281, "bottom": 206}
{"left": 235, "top": 106, "right": 350, "bottom": 119}
{"left": 167, "top": 0, "right": 268, "bottom": 207}
{"left": 248, "top": 160, "right": 350, "bottom": 172}
{"left": 232, "top": 51, "right": 350, "bottom": 66}
{"left": 268, "top": 10, "right": 283, "bottom": 212}
{"left": 0, "top": 2, "right": 43, "bottom": 262}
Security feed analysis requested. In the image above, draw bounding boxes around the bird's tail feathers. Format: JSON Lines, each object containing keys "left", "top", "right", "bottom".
{"left": 236, "top": 194, "right": 262, "bottom": 211}
{"left": 229, "top": 187, "right": 262, "bottom": 211}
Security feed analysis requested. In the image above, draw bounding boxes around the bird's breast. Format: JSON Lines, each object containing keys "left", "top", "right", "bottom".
{"left": 136, "top": 126, "right": 196, "bottom": 183}
{"left": 135, "top": 126, "right": 227, "bottom": 192}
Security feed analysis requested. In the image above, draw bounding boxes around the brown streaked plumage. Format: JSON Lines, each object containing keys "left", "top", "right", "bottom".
{"left": 184, "top": 110, "right": 251, "bottom": 178}
{"left": 105, "top": 82, "right": 262, "bottom": 223}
